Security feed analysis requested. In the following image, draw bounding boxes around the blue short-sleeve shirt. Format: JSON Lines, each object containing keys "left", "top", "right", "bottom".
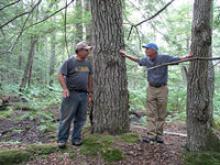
{"left": 138, "top": 54, "right": 180, "bottom": 86}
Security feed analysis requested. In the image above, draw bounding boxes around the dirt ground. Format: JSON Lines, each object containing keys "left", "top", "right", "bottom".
{"left": 0, "top": 108, "right": 187, "bottom": 165}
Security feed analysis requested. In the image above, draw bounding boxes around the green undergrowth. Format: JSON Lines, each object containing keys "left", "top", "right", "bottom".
{"left": 184, "top": 152, "right": 220, "bottom": 165}
{"left": 80, "top": 132, "right": 139, "bottom": 162}
{"left": 0, "top": 132, "right": 140, "bottom": 164}
{"left": 0, "top": 143, "right": 58, "bottom": 165}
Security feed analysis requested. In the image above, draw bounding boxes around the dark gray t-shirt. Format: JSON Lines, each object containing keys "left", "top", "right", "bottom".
{"left": 138, "top": 54, "right": 180, "bottom": 86}
{"left": 59, "top": 56, "right": 93, "bottom": 91}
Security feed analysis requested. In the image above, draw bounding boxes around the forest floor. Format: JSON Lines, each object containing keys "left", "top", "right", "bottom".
{"left": 0, "top": 103, "right": 219, "bottom": 165}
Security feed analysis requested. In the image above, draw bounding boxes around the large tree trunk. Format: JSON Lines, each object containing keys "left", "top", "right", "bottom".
{"left": 186, "top": 0, "right": 218, "bottom": 151}
{"left": 19, "top": 37, "right": 37, "bottom": 91}
{"left": 91, "top": 0, "right": 129, "bottom": 134}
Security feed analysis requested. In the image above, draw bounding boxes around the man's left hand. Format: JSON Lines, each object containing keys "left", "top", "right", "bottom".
{"left": 88, "top": 93, "right": 93, "bottom": 105}
{"left": 181, "top": 52, "right": 193, "bottom": 60}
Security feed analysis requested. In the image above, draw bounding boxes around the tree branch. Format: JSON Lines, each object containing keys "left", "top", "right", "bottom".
{"left": 9, "top": 10, "right": 32, "bottom": 52}
{"left": 0, "top": 0, "right": 42, "bottom": 29}
{"left": 147, "top": 57, "right": 220, "bottom": 71}
{"left": 0, "top": 0, "right": 21, "bottom": 11}
{"left": 64, "top": 0, "right": 70, "bottom": 56}
{"left": 25, "top": 0, "right": 74, "bottom": 30}
{"left": 127, "top": 0, "right": 175, "bottom": 40}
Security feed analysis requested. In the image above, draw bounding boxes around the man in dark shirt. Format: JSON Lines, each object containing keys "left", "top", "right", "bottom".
{"left": 120, "top": 43, "right": 191, "bottom": 143}
{"left": 57, "top": 41, "right": 93, "bottom": 148}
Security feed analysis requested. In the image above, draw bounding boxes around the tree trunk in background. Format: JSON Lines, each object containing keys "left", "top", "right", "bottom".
{"left": 186, "top": 0, "right": 219, "bottom": 151}
{"left": 84, "top": 0, "right": 92, "bottom": 43}
{"left": 84, "top": 0, "right": 93, "bottom": 69}
{"left": 19, "top": 37, "right": 37, "bottom": 91}
{"left": 18, "top": 37, "right": 23, "bottom": 69}
{"left": 207, "top": 3, "right": 214, "bottom": 127}
{"left": 18, "top": 0, "right": 24, "bottom": 69}
{"left": 75, "top": 0, "right": 83, "bottom": 43}
{"left": 49, "top": 33, "right": 56, "bottom": 86}
{"left": 91, "top": 0, "right": 129, "bottom": 134}
{"left": 208, "top": 48, "right": 214, "bottom": 127}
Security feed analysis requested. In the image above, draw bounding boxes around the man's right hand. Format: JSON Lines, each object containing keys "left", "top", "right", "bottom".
{"left": 119, "top": 49, "right": 139, "bottom": 63}
{"left": 119, "top": 49, "right": 127, "bottom": 58}
{"left": 63, "top": 88, "right": 70, "bottom": 98}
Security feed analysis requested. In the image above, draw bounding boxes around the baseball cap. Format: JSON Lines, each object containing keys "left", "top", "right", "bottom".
{"left": 75, "top": 41, "right": 93, "bottom": 51}
{"left": 142, "top": 43, "right": 158, "bottom": 52}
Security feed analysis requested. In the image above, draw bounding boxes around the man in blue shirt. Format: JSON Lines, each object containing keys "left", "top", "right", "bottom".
{"left": 120, "top": 43, "right": 191, "bottom": 143}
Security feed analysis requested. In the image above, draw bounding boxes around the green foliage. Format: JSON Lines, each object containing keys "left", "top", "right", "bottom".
{"left": 0, "top": 149, "right": 31, "bottom": 165}
{"left": 119, "top": 132, "right": 139, "bottom": 144}
{"left": 0, "top": 143, "right": 59, "bottom": 165}
{"left": 26, "top": 143, "right": 58, "bottom": 155}
{"left": 184, "top": 152, "right": 220, "bottom": 165}
{"left": 80, "top": 134, "right": 113, "bottom": 156}
{"left": 129, "top": 89, "right": 146, "bottom": 110}
{"left": 102, "top": 148, "right": 123, "bottom": 162}
{"left": 80, "top": 134, "right": 124, "bottom": 162}
{"left": 0, "top": 107, "right": 14, "bottom": 119}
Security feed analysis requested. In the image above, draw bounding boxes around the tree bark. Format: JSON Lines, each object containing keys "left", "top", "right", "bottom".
{"left": 84, "top": 0, "right": 92, "bottom": 43}
{"left": 19, "top": 37, "right": 37, "bottom": 91}
{"left": 91, "top": 0, "right": 129, "bottom": 134}
{"left": 186, "top": 0, "right": 219, "bottom": 151}
{"left": 74, "top": 0, "right": 83, "bottom": 43}
{"left": 49, "top": 33, "right": 56, "bottom": 86}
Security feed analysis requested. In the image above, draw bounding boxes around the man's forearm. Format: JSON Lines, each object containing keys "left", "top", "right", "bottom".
{"left": 58, "top": 74, "right": 68, "bottom": 90}
{"left": 124, "top": 54, "right": 139, "bottom": 63}
{"left": 180, "top": 52, "right": 193, "bottom": 60}
{"left": 88, "top": 75, "right": 93, "bottom": 93}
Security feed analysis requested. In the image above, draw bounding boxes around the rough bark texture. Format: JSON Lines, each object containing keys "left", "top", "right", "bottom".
{"left": 91, "top": 0, "right": 130, "bottom": 134}
{"left": 186, "top": 0, "right": 217, "bottom": 151}
{"left": 19, "top": 37, "right": 37, "bottom": 91}
{"left": 208, "top": 48, "right": 214, "bottom": 126}
{"left": 49, "top": 34, "right": 56, "bottom": 86}
{"left": 74, "top": 0, "right": 83, "bottom": 43}
{"left": 84, "top": 0, "right": 92, "bottom": 43}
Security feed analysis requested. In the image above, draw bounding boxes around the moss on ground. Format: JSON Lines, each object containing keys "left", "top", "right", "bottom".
{"left": 101, "top": 148, "right": 123, "bottom": 162}
{"left": 205, "top": 130, "right": 220, "bottom": 152}
{"left": 118, "top": 132, "right": 139, "bottom": 144}
{"left": 184, "top": 129, "right": 220, "bottom": 165}
{"left": 0, "top": 132, "right": 139, "bottom": 164}
{"left": 0, "top": 107, "right": 14, "bottom": 119}
{"left": 58, "top": 145, "right": 76, "bottom": 159}
{"left": 80, "top": 133, "right": 131, "bottom": 162}
{"left": 184, "top": 152, "right": 220, "bottom": 165}
{"left": 0, "top": 149, "right": 31, "bottom": 165}
{"left": 13, "top": 102, "right": 36, "bottom": 111}
{"left": 26, "top": 143, "right": 58, "bottom": 155}
{"left": 0, "top": 143, "right": 59, "bottom": 165}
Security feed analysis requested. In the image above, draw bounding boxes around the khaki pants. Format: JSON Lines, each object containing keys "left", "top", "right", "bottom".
{"left": 146, "top": 85, "right": 168, "bottom": 136}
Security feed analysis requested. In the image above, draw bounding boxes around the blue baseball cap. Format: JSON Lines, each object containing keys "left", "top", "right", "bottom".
{"left": 142, "top": 43, "right": 158, "bottom": 52}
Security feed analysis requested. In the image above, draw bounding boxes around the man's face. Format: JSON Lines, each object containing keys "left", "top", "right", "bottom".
{"left": 145, "top": 48, "right": 157, "bottom": 59}
{"left": 77, "top": 48, "right": 89, "bottom": 60}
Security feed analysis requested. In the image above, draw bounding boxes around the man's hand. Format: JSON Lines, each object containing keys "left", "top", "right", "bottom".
{"left": 181, "top": 52, "right": 193, "bottom": 60}
{"left": 188, "top": 52, "right": 193, "bottom": 58}
{"left": 63, "top": 88, "right": 70, "bottom": 98}
{"left": 88, "top": 93, "right": 93, "bottom": 105}
{"left": 119, "top": 49, "right": 127, "bottom": 58}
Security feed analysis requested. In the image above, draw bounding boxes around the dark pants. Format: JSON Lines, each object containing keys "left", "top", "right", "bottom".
{"left": 57, "top": 91, "right": 88, "bottom": 143}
